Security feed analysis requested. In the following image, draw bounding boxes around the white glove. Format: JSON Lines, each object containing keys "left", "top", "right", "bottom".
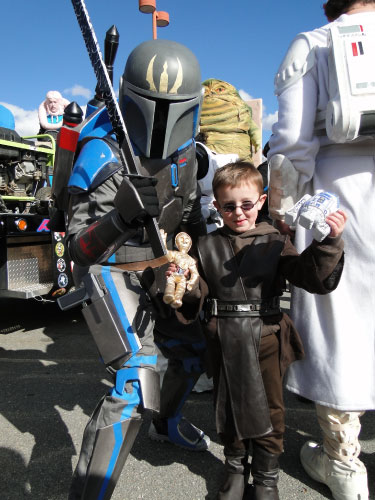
{"left": 268, "top": 154, "right": 299, "bottom": 220}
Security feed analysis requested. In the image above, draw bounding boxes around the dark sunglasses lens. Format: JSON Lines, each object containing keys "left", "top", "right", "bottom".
{"left": 223, "top": 205, "right": 235, "bottom": 213}
{"left": 222, "top": 201, "right": 257, "bottom": 213}
{"left": 241, "top": 202, "right": 255, "bottom": 211}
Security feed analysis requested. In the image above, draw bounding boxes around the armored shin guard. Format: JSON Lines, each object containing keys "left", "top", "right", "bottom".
{"left": 71, "top": 365, "right": 159, "bottom": 500}
{"left": 81, "top": 416, "right": 142, "bottom": 500}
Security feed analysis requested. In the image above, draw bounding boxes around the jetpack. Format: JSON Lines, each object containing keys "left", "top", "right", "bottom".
{"left": 318, "top": 22, "right": 375, "bottom": 142}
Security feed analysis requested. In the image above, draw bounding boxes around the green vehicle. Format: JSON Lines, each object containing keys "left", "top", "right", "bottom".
{"left": 0, "top": 126, "right": 72, "bottom": 299}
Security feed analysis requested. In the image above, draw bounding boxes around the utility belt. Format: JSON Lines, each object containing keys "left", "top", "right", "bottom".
{"left": 205, "top": 297, "right": 280, "bottom": 319}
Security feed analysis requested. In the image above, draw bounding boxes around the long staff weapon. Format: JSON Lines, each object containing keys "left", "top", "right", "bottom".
{"left": 70, "top": 0, "right": 166, "bottom": 258}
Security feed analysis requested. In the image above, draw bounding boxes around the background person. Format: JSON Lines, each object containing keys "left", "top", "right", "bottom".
{"left": 267, "top": 1, "right": 375, "bottom": 498}
{"left": 38, "top": 90, "right": 70, "bottom": 136}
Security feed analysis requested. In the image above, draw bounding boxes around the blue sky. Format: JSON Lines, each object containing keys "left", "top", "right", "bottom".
{"left": 0, "top": 0, "right": 328, "bottom": 146}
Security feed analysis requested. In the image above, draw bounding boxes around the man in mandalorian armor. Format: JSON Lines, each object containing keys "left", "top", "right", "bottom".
{"left": 66, "top": 39, "right": 209, "bottom": 500}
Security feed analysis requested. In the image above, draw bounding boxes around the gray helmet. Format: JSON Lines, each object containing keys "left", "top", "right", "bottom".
{"left": 120, "top": 39, "right": 203, "bottom": 159}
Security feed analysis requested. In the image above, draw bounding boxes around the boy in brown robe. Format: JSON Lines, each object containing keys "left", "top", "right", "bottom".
{"left": 169, "top": 162, "right": 347, "bottom": 500}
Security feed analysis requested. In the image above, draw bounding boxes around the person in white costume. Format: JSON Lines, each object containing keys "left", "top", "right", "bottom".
{"left": 267, "top": 1, "right": 375, "bottom": 499}
{"left": 196, "top": 142, "right": 239, "bottom": 232}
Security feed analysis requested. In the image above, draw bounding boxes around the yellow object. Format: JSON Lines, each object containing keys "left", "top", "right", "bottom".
{"left": 199, "top": 79, "right": 261, "bottom": 161}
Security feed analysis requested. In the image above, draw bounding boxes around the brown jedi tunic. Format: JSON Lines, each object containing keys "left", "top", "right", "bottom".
{"left": 179, "top": 222, "right": 344, "bottom": 441}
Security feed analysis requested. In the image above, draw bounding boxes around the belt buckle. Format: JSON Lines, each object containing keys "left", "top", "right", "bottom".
{"left": 234, "top": 304, "right": 249, "bottom": 312}
{"left": 210, "top": 299, "right": 217, "bottom": 316}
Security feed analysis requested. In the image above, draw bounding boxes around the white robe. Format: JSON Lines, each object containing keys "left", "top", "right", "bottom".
{"left": 269, "top": 12, "right": 375, "bottom": 410}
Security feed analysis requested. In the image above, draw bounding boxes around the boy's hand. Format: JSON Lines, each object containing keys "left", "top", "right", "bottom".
{"left": 166, "top": 263, "right": 178, "bottom": 277}
{"left": 165, "top": 263, "right": 190, "bottom": 278}
{"left": 326, "top": 209, "right": 347, "bottom": 238}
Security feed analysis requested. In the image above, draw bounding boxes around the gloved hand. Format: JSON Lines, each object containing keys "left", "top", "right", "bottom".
{"left": 114, "top": 174, "right": 160, "bottom": 226}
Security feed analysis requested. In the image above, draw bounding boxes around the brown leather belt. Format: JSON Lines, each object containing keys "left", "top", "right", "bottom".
{"left": 110, "top": 254, "right": 169, "bottom": 272}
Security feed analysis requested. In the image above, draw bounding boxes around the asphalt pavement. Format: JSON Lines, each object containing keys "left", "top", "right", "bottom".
{"left": 0, "top": 296, "right": 374, "bottom": 500}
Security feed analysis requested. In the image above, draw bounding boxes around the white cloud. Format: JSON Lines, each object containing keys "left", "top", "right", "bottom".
{"left": 0, "top": 100, "right": 89, "bottom": 137}
{"left": 0, "top": 102, "right": 39, "bottom": 136}
{"left": 238, "top": 89, "right": 253, "bottom": 101}
{"left": 262, "top": 110, "right": 278, "bottom": 131}
{"left": 65, "top": 85, "right": 119, "bottom": 100}
{"left": 238, "top": 89, "right": 278, "bottom": 132}
{"left": 64, "top": 84, "right": 92, "bottom": 100}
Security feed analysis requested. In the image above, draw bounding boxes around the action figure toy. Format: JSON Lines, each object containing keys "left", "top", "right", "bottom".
{"left": 162, "top": 231, "right": 199, "bottom": 309}
{"left": 285, "top": 191, "right": 340, "bottom": 241}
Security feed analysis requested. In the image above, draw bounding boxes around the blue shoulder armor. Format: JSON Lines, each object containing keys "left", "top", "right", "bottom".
{"left": 68, "top": 138, "right": 121, "bottom": 193}
{"left": 79, "top": 104, "right": 112, "bottom": 140}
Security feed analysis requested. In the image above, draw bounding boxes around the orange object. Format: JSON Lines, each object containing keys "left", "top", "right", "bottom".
{"left": 16, "top": 219, "right": 27, "bottom": 231}
{"left": 138, "top": 0, "right": 156, "bottom": 13}
{"left": 156, "top": 11, "right": 169, "bottom": 27}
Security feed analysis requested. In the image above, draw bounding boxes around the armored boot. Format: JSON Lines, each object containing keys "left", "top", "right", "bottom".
{"left": 217, "top": 453, "right": 250, "bottom": 500}
{"left": 245, "top": 444, "right": 280, "bottom": 500}
{"left": 149, "top": 415, "right": 210, "bottom": 451}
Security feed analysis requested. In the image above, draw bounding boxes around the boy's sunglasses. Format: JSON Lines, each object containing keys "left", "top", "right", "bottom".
{"left": 220, "top": 198, "right": 260, "bottom": 213}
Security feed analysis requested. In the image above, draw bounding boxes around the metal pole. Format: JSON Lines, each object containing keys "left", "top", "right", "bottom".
{"left": 152, "top": 10, "right": 157, "bottom": 39}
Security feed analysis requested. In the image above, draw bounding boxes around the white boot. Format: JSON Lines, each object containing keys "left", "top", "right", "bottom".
{"left": 300, "top": 441, "right": 369, "bottom": 500}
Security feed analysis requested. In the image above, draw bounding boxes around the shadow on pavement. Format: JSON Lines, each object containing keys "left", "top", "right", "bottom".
{"left": 131, "top": 392, "right": 223, "bottom": 500}
{"left": 0, "top": 298, "right": 108, "bottom": 500}
{"left": 1, "top": 297, "right": 374, "bottom": 499}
